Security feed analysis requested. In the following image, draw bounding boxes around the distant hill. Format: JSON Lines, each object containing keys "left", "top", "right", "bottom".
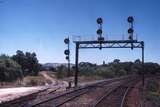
{"left": 42, "top": 63, "right": 74, "bottom": 68}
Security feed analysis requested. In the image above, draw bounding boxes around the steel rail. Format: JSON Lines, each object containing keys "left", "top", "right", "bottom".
{"left": 92, "top": 79, "right": 137, "bottom": 107}
{"left": 92, "top": 85, "right": 122, "bottom": 107}
{"left": 29, "top": 85, "right": 91, "bottom": 107}
{"left": 0, "top": 87, "right": 60, "bottom": 107}
{"left": 29, "top": 76, "right": 132, "bottom": 107}
{"left": 120, "top": 79, "right": 141, "bottom": 107}
{"left": 56, "top": 79, "right": 127, "bottom": 107}
{"left": 54, "top": 89, "right": 89, "bottom": 107}
{"left": 120, "top": 86, "right": 131, "bottom": 107}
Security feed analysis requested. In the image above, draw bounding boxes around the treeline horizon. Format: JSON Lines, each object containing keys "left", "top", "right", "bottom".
{"left": 56, "top": 59, "right": 160, "bottom": 78}
{"left": 0, "top": 50, "right": 41, "bottom": 82}
{"left": 0, "top": 50, "right": 160, "bottom": 82}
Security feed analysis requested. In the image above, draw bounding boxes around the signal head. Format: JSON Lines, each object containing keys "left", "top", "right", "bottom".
{"left": 66, "top": 56, "right": 69, "bottom": 60}
{"left": 64, "top": 38, "right": 69, "bottom": 44}
{"left": 97, "top": 29, "right": 103, "bottom": 35}
{"left": 128, "top": 28, "right": 134, "bottom": 33}
{"left": 64, "top": 49, "right": 70, "bottom": 55}
{"left": 97, "top": 17, "right": 103, "bottom": 24}
{"left": 127, "top": 16, "right": 134, "bottom": 23}
{"left": 128, "top": 35, "right": 132, "bottom": 40}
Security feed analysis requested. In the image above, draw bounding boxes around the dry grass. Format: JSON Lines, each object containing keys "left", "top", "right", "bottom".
{"left": 0, "top": 71, "right": 58, "bottom": 88}
{"left": 22, "top": 71, "right": 57, "bottom": 86}
{"left": 22, "top": 76, "right": 47, "bottom": 86}
{"left": 78, "top": 75, "right": 104, "bottom": 82}
{"left": 0, "top": 71, "right": 105, "bottom": 88}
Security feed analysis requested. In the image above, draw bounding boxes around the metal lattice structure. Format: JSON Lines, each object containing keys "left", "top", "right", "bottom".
{"left": 72, "top": 17, "right": 144, "bottom": 87}
{"left": 76, "top": 40, "right": 143, "bottom": 49}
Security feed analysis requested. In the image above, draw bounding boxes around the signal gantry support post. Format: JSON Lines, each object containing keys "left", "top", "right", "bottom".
{"left": 142, "top": 41, "right": 144, "bottom": 87}
{"left": 75, "top": 43, "right": 79, "bottom": 87}
{"left": 74, "top": 40, "right": 144, "bottom": 87}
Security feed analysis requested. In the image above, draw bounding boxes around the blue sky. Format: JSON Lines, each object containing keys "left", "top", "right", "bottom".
{"left": 0, "top": 0, "right": 160, "bottom": 64}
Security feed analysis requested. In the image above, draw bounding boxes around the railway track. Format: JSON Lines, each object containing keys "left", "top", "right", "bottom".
{"left": 0, "top": 76, "right": 139, "bottom": 107}
{"left": 27, "top": 76, "right": 137, "bottom": 107}
{"left": 0, "top": 86, "right": 60, "bottom": 107}
{"left": 92, "top": 79, "right": 139, "bottom": 107}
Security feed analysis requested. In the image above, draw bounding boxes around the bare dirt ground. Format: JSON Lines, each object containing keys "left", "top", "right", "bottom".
{"left": 0, "top": 71, "right": 68, "bottom": 103}
{"left": 0, "top": 71, "right": 107, "bottom": 104}
{"left": 126, "top": 76, "right": 160, "bottom": 107}
{"left": 0, "top": 86, "right": 46, "bottom": 103}
{"left": 39, "top": 71, "right": 58, "bottom": 85}
{"left": 126, "top": 81, "right": 142, "bottom": 107}
{"left": 62, "top": 75, "right": 105, "bottom": 87}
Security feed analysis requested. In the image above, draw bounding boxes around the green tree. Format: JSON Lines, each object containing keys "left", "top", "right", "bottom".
{"left": 134, "top": 59, "right": 141, "bottom": 64}
{"left": 0, "top": 54, "right": 22, "bottom": 82}
{"left": 12, "top": 50, "right": 40, "bottom": 76}
{"left": 56, "top": 65, "right": 67, "bottom": 78}
{"left": 113, "top": 59, "right": 120, "bottom": 64}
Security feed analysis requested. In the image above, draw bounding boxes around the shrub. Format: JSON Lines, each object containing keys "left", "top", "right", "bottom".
{"left": 22, "top": 76, "right": 46, "bottom": 86}
{"left": 146, "top": 91, "right": 160, "bottom": 106}
{"left": 0, "top": 54, "right": 22, "bottom": 82}
{"left": 97, "top": 67, "right": 115, "bottom": 78}
{"left": 117, "top": 69, "right": 127, "bottom": 76}
{"left": 146, "top": 80, "right": 159, "bottom": 92}
{"left": 145, "top": 79, "right": 160, "bottom": 106}
{"left": 79, "top": 66, "right": 95, "bottom": 76}
{"left": 56, "top": 65, "right": 67, "bottom": 78}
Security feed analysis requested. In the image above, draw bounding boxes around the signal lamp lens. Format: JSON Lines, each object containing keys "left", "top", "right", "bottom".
{"left": 97, "top": 18, "right": 103, "bottom": 24}
{"left": 64, "top": 38, "right": 69, "bottom": 44}
{"left": 127, "top": 16, "right": 134, "bottom": 23}
{"left": 128, "top": 28, "right": 134, "bottom": 33}
{"left": 97, "top": 29, "right": 103, "bottom": 35}
{"left": 66, "top": 56, "right": 69, "bottom": 60}
{"left": 64, "top": 49, "right": 70, "bottom": 55}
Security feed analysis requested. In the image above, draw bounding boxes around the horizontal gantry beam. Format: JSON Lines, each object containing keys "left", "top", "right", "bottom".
{"left": 74, "top": 40, "right": 144, "bottom": 49}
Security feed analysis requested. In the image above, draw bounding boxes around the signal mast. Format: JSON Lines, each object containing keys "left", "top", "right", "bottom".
{"left": 64, "top": 37, "right": 72, "bottom": 88}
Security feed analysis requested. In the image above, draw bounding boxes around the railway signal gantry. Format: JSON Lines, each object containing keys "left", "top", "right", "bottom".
{"left": 73, "top": 16, "right": 144, "bottom": 87}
